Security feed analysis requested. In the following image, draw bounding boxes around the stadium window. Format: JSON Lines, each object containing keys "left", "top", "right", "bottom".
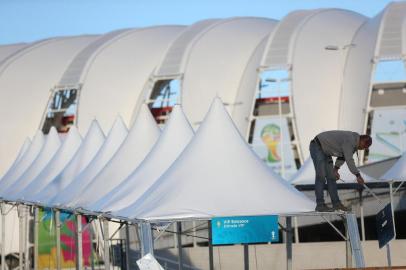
{"left": 148, "top": 79, "right": 180, "bottom": 126}
{"left": 41, "top": 88, "right": 79, "bottom": 134}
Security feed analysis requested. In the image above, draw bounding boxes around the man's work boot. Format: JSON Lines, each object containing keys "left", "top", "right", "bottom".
{"left": 315, "top": 203, "right": 333, "bottom": 212}
{"left": 333, "top": 203, "right": 351, "bottom": 212}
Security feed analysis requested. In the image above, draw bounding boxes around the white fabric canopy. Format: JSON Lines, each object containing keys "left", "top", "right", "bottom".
{"left": 11, "top": 126, "right": 82, "bottom": 202}
{"left": 380, "top": 152, "right": 406, "bottom": 182}
{"left": 114, "top": 98, "right": 316, "bottom": 221}
{"left": 289, "top": 158, "right": 376, "bottom": 185}
{"left": 0, "top": 131, "right": 44, "bottom": 191}
{"left": 89, "top": 105, "right": 194, "bottom": 212}
{"left": 9, "top": 137, "right": 31, "bottom": 169}
{"left": 50, "top": 116, "right": 128, "bottom": 207}
{"left": 31, "top": 120, "right": 105, "bottom": 205}
{"left": 71, "top": 104, "right": 160, "bottom": 209}
{"left": 2, "top": 127, "right": 61, "bottom": 199}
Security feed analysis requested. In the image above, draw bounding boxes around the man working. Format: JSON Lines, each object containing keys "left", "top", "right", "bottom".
{"left": 310, "top": 131, "right": 372, "bottom": 212}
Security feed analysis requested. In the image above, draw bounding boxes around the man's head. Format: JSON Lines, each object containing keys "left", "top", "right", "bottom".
{"left": 358, "top": 134, "right": 372, "bottom": 150}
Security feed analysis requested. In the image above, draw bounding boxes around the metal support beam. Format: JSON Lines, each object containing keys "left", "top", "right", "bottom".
{"left": 125, "top": 223, "right": 131, "bottom": 270}
{"left": 24, "top": 208, "right": 30, "bottom": 270}
{"left": 55, "top": 210, "right": 61, "bottom": 270}
{"left": 76, "top": 214, "right": 83, "bottom": 270}
{"left": 359, "top": 190, "right": 365, "bottom": 241}
{"left": 243, "top": 244, "right": 249, "bottom": 270}
{"left": 293, "top": 217, "right": 299, "bottom": 243}
{"left": 208, "top": 221, "right": 214, "bottom": 270}
{"left": 177, "top": 222, "right": 183, "bottom": 270}
{"left": 138, "top": 222, "right": 153, "bottom": 257}
{"left": 344, "top": 221, "right": 352, "bottom": 268}
{"left": 17, "top": 205, "right": 25, "bottom": 270}
{"left": 34, "top": 207, "right": 39, "bottom": 270}
{"left": 103, "top": 219, "right": 110, "bottom": 270}
{"left": 346, "top": 213, "right": 365, "bottom": 268}
{"left": 1, "top": 204, "right": 6, "bottom": 270}
{"left": 286, "top": 217, "right": 293, "bottom": 270}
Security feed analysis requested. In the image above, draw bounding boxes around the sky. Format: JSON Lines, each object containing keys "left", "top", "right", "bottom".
{"left": 0, "top": 0, "right": 398, "bottom": 45}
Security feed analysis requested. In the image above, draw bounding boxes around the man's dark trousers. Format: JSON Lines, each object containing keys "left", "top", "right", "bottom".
{"left": 309, "top": 140, "right": 340, "bottom": 205}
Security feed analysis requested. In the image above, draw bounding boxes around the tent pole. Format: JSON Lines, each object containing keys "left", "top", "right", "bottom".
{"left": 208, "top": 221, "right": 214, "bottom": 270}
{"left": 18, "top": 205, "right": 24, "bottom": 270}
{"left": 177, "top": 222, "right": 183, "bottom": 270}
{"left": 76, "top": 214, "right": 83, "bottom": 270}
{"left": 344, "top": 220, "right": 352, "bottom": 268}
{"left": 359, "top": 190, "right": 365, "bottom": 241}
{"left": 286, "top": 217, "right": 292, "bottom": 270}
{"left": 293, "top": 217, "right": 299, "bottom": 243}
{"left": 24, "top": 208, "right": 29, "bottom": 270}
{"left": 389, "top": 182, "right": 396, "bottom": 239}
{"left": 34, "top": 207, "right": 39, "bottom": 270}
{"left": 125, "top": 223, "right": 131, "bottom": 270}
{"left": 386, "top": 244, "right": 392, "bottom": 267}
{"left": 1, "top": 204, "right": 6, "bottom": 270}
{"left": 102, "top": 219, "right": 110, "bottom": 270}
{"left": 138, "top": 222, "right": 153, "bottom": 256}
{"left": 55, "top": 210, "right": 61, "bottom": 270}
{"left": 243, "top": 244, "right": 249, "bottom": 270}
{"left": 89, "top": 220, "right": 95, "bottom": 270}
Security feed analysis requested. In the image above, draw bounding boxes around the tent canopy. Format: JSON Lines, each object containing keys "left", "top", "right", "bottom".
{"left": 89, "top": 105, "right": 194, "bottom": 213}
{"left": 113, "top": 98, "right": 316, "bottom": 221}
{"left": 380, "top": 152, "right": 406, "bottom": 182}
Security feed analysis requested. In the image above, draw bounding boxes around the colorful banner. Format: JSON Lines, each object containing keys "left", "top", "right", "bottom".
{"left": 251, "top": 117, "right": 297, "bottom": 178}
{"left": 38, "top": 209, "right": 93, "bottom": 269}
{"left": 211, "top": 215, "right": 279, "bottom": 245}
{"left": 368, "top": 108, "right": 406, "bottom": 163}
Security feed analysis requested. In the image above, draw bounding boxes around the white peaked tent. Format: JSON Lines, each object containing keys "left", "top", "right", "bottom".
{"left": 8, "top": 138, "right": 31, "bottom": 170}
{"left": 114, "top": 98, "right": 316, "bottom": 221}
{"left": 1, "top": 127, "right": 61, "bottom": 199}
{"left": 12, "top": 126, "right": 83, "bottom": 202}
{"left": 50, "top": 116, "right": 128, "bottom": 207}
{"left": 31, "top": 120, "right": 105, "bottom": 205}
{"left": 380, "top": 152, "right": 406, "bottom": 182}
{"left": 289, "top": 158, "right": 375, "bottom": 185}
{"left": 89, "top": 105, "right": 194, "bottom": 213}
{"left": 0, "top": 131, "right": 44, "bottom": 191}
{"left": 71, "top": 104, "right": 161, "bottom": 209}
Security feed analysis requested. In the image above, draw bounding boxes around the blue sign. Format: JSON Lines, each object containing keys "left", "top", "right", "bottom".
{"left": 211, "top": 215, "right": 279, "bottom": 245}
{"left": 376, "top": 203, "right": 395, "bottom": 249}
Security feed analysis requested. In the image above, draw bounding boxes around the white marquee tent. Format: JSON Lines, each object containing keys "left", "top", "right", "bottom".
{"left": 113, "top": 98, "right": 316, "bottom": 221}
{"left": 0, "top": 133, "right": 43, "bottom": 191}
{"left": 31, "top": 120, "right": 106, "bottom": 205}
{"left": 380, "top": 152, "right": 406, "bottom": 182}
{"left": 12, "top": 126, "right": 82, "bottom": 202}
{"left": 289, "top": 158, "right": 376, "bottom": 186}
{"left": 70, "top": 104, "right": 160, "bottom": 209}
{"left": 89, "top": 104, "right": 194, "bottom": 213}
{"left": 50, "top": 117, "right": 128, "bottom": 207}
{"left": 1, "top": 127, "right": 61, "bottom": 199}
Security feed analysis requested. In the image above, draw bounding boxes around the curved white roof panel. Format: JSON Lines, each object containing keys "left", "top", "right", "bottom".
{"left": 0, "top": 43, "right": 27, "bottom": 62}
{"left": 155, "top": 19, "right": 220, "bottom": 78}
{"left": 338, "top": 13, "right": 383, "bottom": 133}
{"left": 260, "top": 10, "right": 319, "bottom": 69}
{"left": 375, "top": 2, "right": 406, "bottom": 59}
{"left": 76, "top": 26, "right": 185, "bottom": 133}
{"left": 291, "top": 9, "right": 366, "bottom": 159}
{"left": 380, "top": 152, "right": 406, "bottom": 182}
{"left": 181, "top": 17, "right": 277, "bottom": 128}
{"left": 0, "top": 36, "right": 97, "bottom": 176}
{"left": 58, "top": 29, "right": 133, "bottom": 86}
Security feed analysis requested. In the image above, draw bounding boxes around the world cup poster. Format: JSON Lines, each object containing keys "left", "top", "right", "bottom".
{"left": 251, "top": 117, "right": 297, "bottom": 178}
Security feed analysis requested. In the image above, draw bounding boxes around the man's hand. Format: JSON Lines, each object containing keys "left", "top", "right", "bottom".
{"left": 356, "top": 175, "right": 365, "bottom": 185}
{"left": 334, "top": 167, "right": 340, "bottom": 181}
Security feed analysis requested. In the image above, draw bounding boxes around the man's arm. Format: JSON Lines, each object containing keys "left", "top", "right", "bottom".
{"left": 334, "top": 157, "right": 345, "bottom": 169}
{"left": 343, "top": 143, "right": 365, "bottom": 184}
